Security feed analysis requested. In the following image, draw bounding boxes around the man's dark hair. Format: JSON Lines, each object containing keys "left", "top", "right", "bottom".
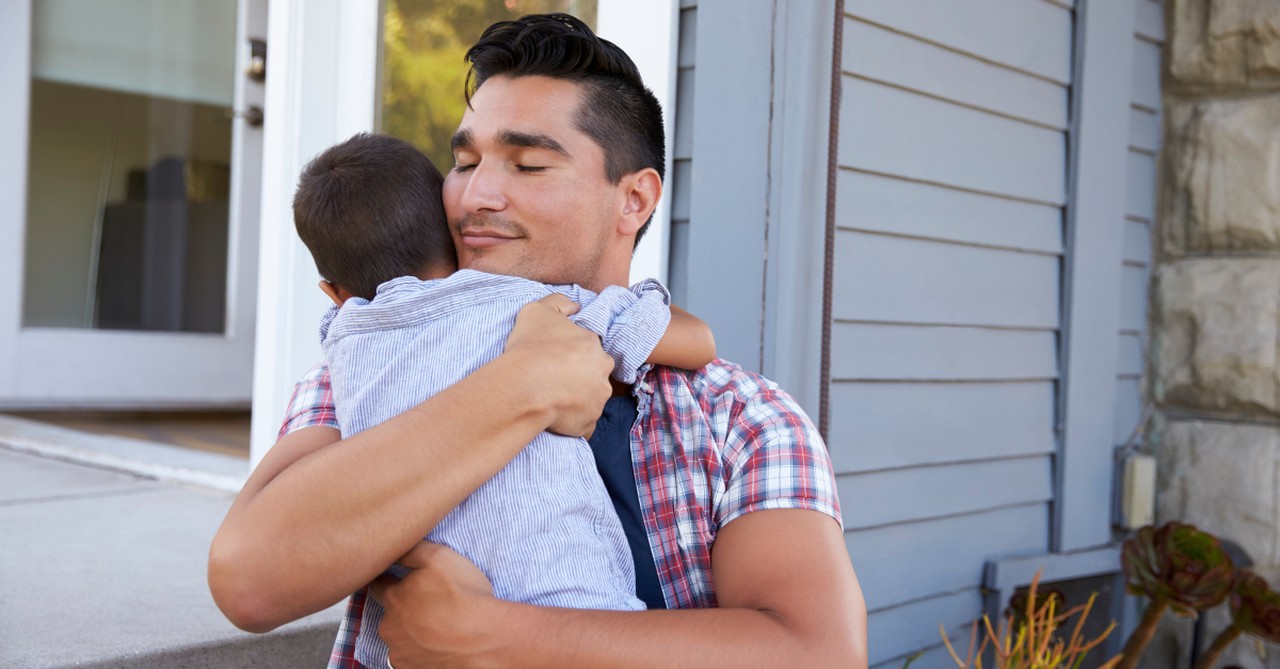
{"left": 464, "top": 13, "right": 665, "bottom": 245}
{"left": 293, "top": 133, "right": 454, "bottom": 300}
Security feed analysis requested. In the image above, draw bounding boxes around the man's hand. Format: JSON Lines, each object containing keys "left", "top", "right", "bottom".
{"left": 505, "top": 294, "right": 614, "bottom": 438}
{"left": 366, "top": 511, "right": 866, "bottom": 669}
{"left": 370, "top": 542, "right": 500, "bottom": 669}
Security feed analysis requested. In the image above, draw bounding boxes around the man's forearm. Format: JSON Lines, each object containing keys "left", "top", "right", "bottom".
{"left": 374, "top": 510, "right": 868, "bottom": 669}
{"left": 483, "top": 602, "right": 864, "bottom": 669}
{"left": 482, "top": 513, "right": 867, "bottom": 669}
{"left": 210, "top": 352, "right": 562, "bottom": 631}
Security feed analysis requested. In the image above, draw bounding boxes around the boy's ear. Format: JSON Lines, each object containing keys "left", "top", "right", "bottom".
{"left": 617, "top": 168, "right": 662, "bottom": 237}
{"left": 318, "top": 280, "right": 352, "bottom": 306}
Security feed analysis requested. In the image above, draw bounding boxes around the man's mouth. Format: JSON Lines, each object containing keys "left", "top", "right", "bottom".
{"left": 459, "top": 228, "right": 519, "bottom": 249}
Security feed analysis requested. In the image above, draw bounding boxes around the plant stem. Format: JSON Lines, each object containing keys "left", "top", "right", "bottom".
{"left": 1115, "top": 598, "right": 1169, "bottom": 669}
{"left": 1191, "top": 625, "right": 1243, "bottom": 669}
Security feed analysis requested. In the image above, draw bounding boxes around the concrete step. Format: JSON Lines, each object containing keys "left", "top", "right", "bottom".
{"left": 0, "top": 435, "right": 344, "bottom": 668}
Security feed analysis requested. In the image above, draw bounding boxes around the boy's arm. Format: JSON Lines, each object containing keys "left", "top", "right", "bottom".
{"left": 568, "top": 281, "right": 714, "bottom": 378}
{"left": 208, "top": 295, "right": 614, "bottom": 633}
{"left": 647, "top": 304, "right": 716, "bottom": 370}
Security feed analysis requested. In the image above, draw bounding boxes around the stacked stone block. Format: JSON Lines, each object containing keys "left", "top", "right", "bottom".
{"left": 1150, "top": 1, "right": 1280, "bottom": 666}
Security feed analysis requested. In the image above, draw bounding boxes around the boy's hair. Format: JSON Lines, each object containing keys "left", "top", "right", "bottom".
{"left": 464, "top": 13, "right": 665, "bottom": 245}
{"left": 293, "top": 133, "right": 454, "bottom": 300}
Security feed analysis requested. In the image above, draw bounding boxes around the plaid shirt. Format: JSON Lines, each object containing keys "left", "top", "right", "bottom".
{"left": 278, "top": 358, "right": 842, "bottom": 668}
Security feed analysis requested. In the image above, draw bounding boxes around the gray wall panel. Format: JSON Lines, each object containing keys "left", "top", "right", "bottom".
{"left": 1124, "top": 218, "right": 1153, "bottom": 265}
{"left": 838, "top": 170, "right": 1064, "bottom": 254}
{"left": 830, "top": 323, "right": 1057, "bottom": 381}
{"left": 839, "top": 78, "right": 1067, "bottom": 204}
{"left": 838, "top": 456, "right": 1054, "bottom": 530}
{"left": 842, "top": 17, "right": 1069, "bottom": 129}
{"left": 848, "top": 504, "right": 1050, "bottom": 611}
{"left": 851, "top": 0, "right": 1074, "bottom": 83}
{"left": 833, "top": 231, "right": 1061, "bottom": 329}
{"left": 867, "top": 589, "right": 982, "bottom": 667}
{"left": 1129, "top": 107, "right": 1161, "bottom": 153}
{"left": 826, "top": 381, "right": 1057, "bottom": 473}
{"left": 1126, "top": 150, "right": 1157, "bottom": 220}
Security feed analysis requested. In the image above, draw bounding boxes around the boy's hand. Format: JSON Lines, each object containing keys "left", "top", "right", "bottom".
{"left": 504, "top": 294, "right": 613, "bottom": 439}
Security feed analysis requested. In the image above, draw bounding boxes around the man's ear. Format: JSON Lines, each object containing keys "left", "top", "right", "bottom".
{"left": 318, "top": 280, "right": 353, "bottom": 306}
{"left": 617, "top": 168, "right": 662, "bottom": 237}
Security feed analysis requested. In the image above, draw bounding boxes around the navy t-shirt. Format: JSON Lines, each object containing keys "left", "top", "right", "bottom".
{"left": 586, "top": 395, "right": 667, "bottom": 609}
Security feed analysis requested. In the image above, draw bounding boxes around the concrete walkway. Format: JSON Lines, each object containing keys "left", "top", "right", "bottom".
{"left": 0, "top": 416, "right": 343, "bottom": 668}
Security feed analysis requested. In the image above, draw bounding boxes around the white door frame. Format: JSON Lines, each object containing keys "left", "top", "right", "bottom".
{"left": 247, "top": 0, "right": 382, "bottom": 462}
{"left": 247, "top": 0, "right": 679, "bottom": 464}
{"left": 0, "top": 0, "right": 265, "bottom": 409}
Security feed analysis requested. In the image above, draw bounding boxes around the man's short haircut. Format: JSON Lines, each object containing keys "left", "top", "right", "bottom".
{"left": 293, "top": 133, "right": 454, "bottom": 300}
{"left": 464, "top": 13, "right": 665, "bottom": 245}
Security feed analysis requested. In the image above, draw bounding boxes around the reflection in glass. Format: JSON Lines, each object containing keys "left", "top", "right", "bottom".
{"left": 23, "top": 0, "right": 237, "bottom": 333}
{"left": 380, "top": 0, "right": 598, "bottom": 171}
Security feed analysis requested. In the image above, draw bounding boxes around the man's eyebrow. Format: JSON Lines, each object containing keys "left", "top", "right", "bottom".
{"left": 450, "top": 129, "right": 473, "bottom": 153}
{"left": 498, "top": 130, "right": 571, "bottom": 158}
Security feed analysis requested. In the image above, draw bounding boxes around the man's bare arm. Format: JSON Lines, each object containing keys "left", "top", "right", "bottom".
{"left": 372, "top": 509, "right": 868, "bottom": 668}
{"left": 208, "top": 295, "right": 614, "bottom": 632}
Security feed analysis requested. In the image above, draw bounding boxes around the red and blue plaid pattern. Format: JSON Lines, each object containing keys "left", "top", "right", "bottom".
{"left": 279, "top": 359, "right": 841, "bottom": 668}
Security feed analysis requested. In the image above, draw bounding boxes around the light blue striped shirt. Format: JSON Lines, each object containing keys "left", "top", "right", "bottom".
{"left": 319, "top": 269, "right": 666, "bottom": 669}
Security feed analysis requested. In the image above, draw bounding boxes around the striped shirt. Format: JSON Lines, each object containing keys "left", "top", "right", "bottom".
{"left": 279, "top": 310, "right": 842, "bottom": 669}
{"left": 320, "top": 270, "right": 665, "bottom": 669}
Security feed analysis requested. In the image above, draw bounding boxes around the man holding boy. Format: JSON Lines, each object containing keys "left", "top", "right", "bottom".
{"left": 209, "top": 13, "right": 867, "bottom": 668}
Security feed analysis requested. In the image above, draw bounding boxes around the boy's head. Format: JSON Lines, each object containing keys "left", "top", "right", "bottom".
{"left": 294, "top": 133, "right": 454, "bottom": 301}
{"left": 462, "top": 13, "right": 665, "bottom": 245}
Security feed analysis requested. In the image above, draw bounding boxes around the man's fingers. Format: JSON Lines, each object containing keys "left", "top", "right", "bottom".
{"left": 536, "top": 293, "right": 579, "bottom": 315}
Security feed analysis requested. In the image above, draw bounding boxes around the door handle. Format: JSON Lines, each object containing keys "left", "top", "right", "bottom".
{"left": 224, "top": 106, "right": 265, "bottom": 127}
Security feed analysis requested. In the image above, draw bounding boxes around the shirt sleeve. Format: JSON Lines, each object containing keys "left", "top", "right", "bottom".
{"left": 715, "top": 384, "right": 842, "bottom": 530}
{"left": 277, "top": 361, "right": 340, "bottom": 438}
{"left": 554, "top": 280, "right": 672, "bottom": 384}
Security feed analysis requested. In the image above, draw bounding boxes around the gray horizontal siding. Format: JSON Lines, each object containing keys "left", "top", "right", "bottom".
{"left": 833, "top": 231, "right": 1062, "bottom": 329}
{"left": 831, "top": 0, "right": 1072, "bottom": 660}
{"left": 1130, "top": 31, "right": 1162, "bottom": 110}
{"left": 827, "top": 381, "right": 1057, "bottom": 473}
{"left": 839, "top": 79, "right": 1067, "bottom": 204}
{"left": 839, "top": 171, "right": 1063, "bottom": 255}
{"left": 851, "top": 0, "right": 1073, "bottom": 84}
{"left": 830, "top": 323, "right": 1057, "bottom": 381}
{"left": 1126, "top": 150, "right": 1157, "bottom": 220}
{"left": 1119, "top": 264, "right": 1149, "bottom": 332}
{"left": 867, "top": 589, "right": 981, "bottom": 667}
{"left": 848, "top": 504, "right": 1050, "bottom": 611}
{"left": 1129, "top": 106, "right": 1161, "bottom": 152}
{"left": 667, "top": 4, "right": 696, "bottom": 307}
{"left": 1124, "top": 217, "right": 1153, "bottom": 265}
{"left": 1115, "top": 0, "right": 1161, "bottom": 453}
{"left": 842, "top": 17, "right": 1068, "bottom": 129}
{"left": 839, "top": 456, "right": 1053, "bottom": 530}
{"left": 1135, "top": 0, "right": 1165, "bottom": 42}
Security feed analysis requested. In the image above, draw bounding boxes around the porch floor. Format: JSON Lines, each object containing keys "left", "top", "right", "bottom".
{"left": 0, "top": 415, "right": 342, "bottom": 668}
{"left": 6, "top": 410, "right": 251, "bottom": 458}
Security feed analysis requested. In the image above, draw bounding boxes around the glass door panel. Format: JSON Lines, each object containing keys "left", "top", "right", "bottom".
{"left": 380, "top": 0, "right": 598, "bottom": 169}
{"left": 24, "top": 0, "right": 237, "bottom": 333}
{"left": 0, "top": 0, "right": 264, "bottom": 408}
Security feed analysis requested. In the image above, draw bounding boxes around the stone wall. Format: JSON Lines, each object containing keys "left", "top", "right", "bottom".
{"left": 1150, "top": 1, "right": 1280, "bottom": 666}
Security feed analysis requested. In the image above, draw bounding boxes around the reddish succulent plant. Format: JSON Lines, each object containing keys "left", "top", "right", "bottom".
{"left": 1121, "top": 522, "right": 1235, "bottom": 616}
{"left": 1231, "top": 570, "right": 1280, "bottom": 643}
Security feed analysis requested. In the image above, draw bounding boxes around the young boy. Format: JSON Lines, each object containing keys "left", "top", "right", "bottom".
{"left": 293, "top": 132, "right": 714, "bottom": 668}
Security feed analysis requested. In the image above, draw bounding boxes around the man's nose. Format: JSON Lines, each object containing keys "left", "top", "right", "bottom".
{"left": 458, "top": 160, "right": 507, "bottom": 213}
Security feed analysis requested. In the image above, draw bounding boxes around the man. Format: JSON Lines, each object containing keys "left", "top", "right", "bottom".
{"left": 209, "top": 14, "right": 867, "bottom": 668}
